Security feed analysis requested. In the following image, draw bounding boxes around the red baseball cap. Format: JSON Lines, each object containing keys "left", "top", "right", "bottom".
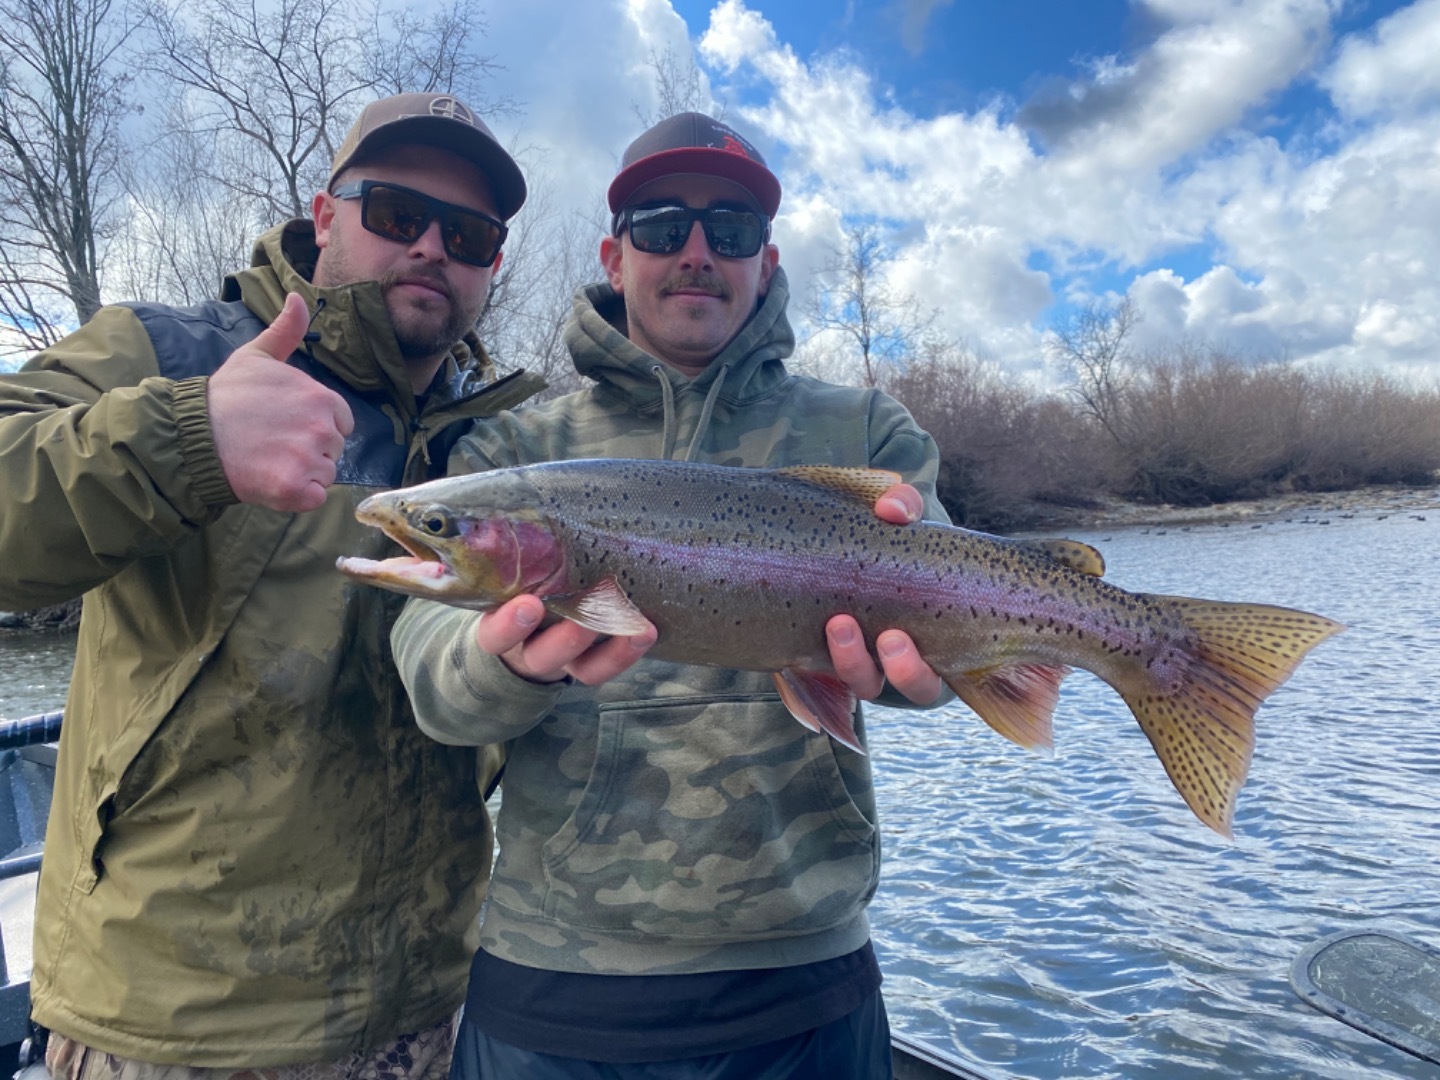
{"left": 608, "top": 112, "right": 781, "bottom": 218}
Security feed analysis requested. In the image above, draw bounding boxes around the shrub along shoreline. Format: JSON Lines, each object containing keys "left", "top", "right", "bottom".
{"left": 881, "top": 345, "right": 1440, "bottom": 532}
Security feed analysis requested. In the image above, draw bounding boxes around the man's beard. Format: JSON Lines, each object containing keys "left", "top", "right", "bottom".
{"left": 380, "top": 267, "right": 480, "bottom": 362}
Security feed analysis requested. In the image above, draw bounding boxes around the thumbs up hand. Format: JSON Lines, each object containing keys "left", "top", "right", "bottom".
{"left": 208, "top": 292, "right": 356, "bottom": 513}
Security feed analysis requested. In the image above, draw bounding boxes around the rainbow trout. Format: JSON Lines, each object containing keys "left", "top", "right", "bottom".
{"left": 338, "top": 458, "right": 1342, "bottom": 835}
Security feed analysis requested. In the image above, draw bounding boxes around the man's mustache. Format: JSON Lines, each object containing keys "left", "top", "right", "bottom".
{"left": 380, "top": 268, "right": 455, "bottom": 303}
{"left": 660, "top": 274, "right": 730, "bottom": 300}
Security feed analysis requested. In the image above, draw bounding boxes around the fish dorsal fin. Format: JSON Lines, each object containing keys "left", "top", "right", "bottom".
{"left": 772, "top": 669, "right": 863, "bottom": 753}
{"left": 545, "top": 577, "right": 652, "bottom": 636}
{"left": 1022, "top": 539, "right": 1106, "bottom": 577}
{"left": 773, "top": 466, "right": 904, "bottom": 507}
{"left": 943, "top": 662, "right": 1071, "bottom": 752}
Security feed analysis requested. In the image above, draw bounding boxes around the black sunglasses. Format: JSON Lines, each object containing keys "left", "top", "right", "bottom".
{"left": 615, "top": 204, "right": 770, "bottom": 259}
{"left": 331, "top": 180, "right": 507, "bottom": 267}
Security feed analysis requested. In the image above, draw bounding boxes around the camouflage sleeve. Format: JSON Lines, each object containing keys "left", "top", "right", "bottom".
{"left": 392, "top": 597, "right": 566, "bottom": 746}
{"left": 866, "top": 391, "right": 949, "bottom": 525}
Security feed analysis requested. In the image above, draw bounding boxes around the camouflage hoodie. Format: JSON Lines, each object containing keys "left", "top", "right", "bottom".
{"left": 392, "top": 269, "right": 947, "bottom": 976}
{"left": 0, "top": 221, "right": 541, "bottom": 1065}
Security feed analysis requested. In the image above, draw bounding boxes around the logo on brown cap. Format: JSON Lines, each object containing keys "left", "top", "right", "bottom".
{"left": 428, "top": 96, "right": 474, "bottom": 126}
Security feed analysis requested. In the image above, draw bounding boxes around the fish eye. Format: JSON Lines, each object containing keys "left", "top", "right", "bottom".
{"left": 414, "top": 507, "right": 457, "bottom": 537}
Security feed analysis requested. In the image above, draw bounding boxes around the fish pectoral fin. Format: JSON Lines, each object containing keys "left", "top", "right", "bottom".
{"left": 944, "top": 662, "right": 1069, "bottom": 752}
{"left": 1022, "top": 539, "right": 1106, "bottom": 577}
{"left": 772, "top": 669, "right": 864, "bottom": 754}
{"left": 772, "top": 466, "right": 904, "bottom": 508}
{"left": 544, "top": 578, "right": 653, "bottom": 636}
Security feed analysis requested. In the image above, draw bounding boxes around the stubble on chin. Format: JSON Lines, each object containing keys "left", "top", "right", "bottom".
{"left": 381, "top": 273, "right": 477, "bottom": 362}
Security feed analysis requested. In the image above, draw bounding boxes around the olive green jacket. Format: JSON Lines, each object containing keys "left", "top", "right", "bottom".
{"left": 0, "top": 222, "right": 541, "bottom": 1065}
{"left": 393, "top": 271, "right": 948, "bottom": 976}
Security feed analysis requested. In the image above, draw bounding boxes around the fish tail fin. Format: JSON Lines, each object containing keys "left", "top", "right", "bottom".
{"left": 1119, "top": 597, "right": 1344, "bottom": 837}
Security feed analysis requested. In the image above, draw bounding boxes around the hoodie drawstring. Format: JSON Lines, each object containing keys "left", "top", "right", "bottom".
{"left": 653, "top": 366, "right": 678, "bottom": 462}
{"left": 685, "top": 364, "right": 730, "bottom": 463}
{"left": 650, "top": 363, "right": 732, "bottom": 462}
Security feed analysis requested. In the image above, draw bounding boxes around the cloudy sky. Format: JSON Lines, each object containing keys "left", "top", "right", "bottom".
{"left": 477, "top": 0, "right": 1439, "bottom": 383}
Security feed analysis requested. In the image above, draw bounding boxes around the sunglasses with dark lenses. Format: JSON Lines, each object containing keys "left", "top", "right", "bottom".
{"left": 617, "top": 204, "right": 770, "bottom": 259}
{"left": 331, "top": 180, "right": 507, "bottom": 267}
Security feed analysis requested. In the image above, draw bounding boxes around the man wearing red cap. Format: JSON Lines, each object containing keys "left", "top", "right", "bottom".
{"left": 0, "top": 93, "right": 543, "bottom": 1079}
{"left": 393, "top": 112, "right": 948, "bottom": 1079}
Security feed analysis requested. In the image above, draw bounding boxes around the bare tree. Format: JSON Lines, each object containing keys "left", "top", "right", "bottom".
{"left": 479, "top": 168, "right": 606, "bottom": 398}
{"left": 108, "top": 98, "right": 262, "bottom": 305}
{"left": 632, "top": 44, "right": 719, "bottom": 128}
{"left": 1049, "top": 297, "right": 1138, "bottom": 445}
{"left": 0, "top": 0, "right": 136, "bottom": 353}
{"left": 801, "top": 223, "right": 934, "bottom": 387}
{"left": 138, "top": 0, "right": 511, "bottom": 225}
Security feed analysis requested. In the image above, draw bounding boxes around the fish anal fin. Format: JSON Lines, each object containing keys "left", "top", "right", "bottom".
{"left": 773, "top": 466, "right": 904, "bottom": 508}
{"left": 773, "top": 669, "right": 863, "bottom": 753}
{"left": 944, "top": 662, "right": 1068, "bottom": 752}
{"left": 545, "top": 577, "right": 652, "bottom": 636}
{"left": 1023, "top": 539, "right": 1106, "bottom": 577}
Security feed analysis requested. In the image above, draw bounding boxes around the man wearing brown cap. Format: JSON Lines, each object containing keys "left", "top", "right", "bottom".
{"left": 0, "top": 92, "right": 543, "bottom": 1078}
{"left": 392, "top": 112, "right": 947, "bottom": 1079}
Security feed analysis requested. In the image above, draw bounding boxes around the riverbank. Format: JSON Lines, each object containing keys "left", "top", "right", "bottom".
{"left": 1029, "top": 482, "right": 1440, "bottom": 533}
{"left": 0, "top": 601, "right": 78, "bottom": 634}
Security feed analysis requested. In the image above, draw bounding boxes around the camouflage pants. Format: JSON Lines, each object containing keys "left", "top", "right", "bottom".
{"left": 44, "top": 1016, "right": 458, "bottom": 1080}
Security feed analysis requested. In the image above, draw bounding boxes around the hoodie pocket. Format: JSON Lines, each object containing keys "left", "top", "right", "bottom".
{"left": 538, "top": 693, "right": 878, "bottom": 942}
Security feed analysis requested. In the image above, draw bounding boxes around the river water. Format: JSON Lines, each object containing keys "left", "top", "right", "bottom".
{"left": 868, "top": 508, "right": 1439, "bottom": 1078}
{"left": 1, "top": 509, "right": 1436, "bottom": 1077}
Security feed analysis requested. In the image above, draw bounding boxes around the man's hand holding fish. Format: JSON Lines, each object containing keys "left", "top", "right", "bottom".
{"left": 467, "top": 479, "right": 944, "bottom": 702}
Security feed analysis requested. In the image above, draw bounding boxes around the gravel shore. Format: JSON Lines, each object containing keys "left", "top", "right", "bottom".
{"left": 1056, "top": 482, "right": 1440, "bottom": 531}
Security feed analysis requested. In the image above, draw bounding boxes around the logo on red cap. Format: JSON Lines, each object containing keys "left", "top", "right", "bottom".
{"left": 720, "top": 135, "right": 751, "bottom": 158}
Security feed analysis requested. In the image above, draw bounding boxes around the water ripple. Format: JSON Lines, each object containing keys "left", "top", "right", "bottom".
{"left": 871, "top": 514, "right": 1440, "bottom": 1078}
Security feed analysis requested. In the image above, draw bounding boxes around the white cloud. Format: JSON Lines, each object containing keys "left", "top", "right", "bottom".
{"left": 1324, "top": 0, "right": 1440, "bottom": 117}
{"left": 1022, "top": 0, "right": 1333, "bottom": 174}
{"left": 476, "top": 0, "right": 1440, "bottom": 384}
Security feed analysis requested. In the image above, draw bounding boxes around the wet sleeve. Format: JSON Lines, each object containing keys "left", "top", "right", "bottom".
{"left": 0, "top": 308, "right": 227, "bottom": 610}
{"left": 392, "top": 597, "right": 567, "bottom": 745}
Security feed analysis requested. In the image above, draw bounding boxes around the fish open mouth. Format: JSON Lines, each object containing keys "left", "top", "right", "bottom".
{"left": 335, "top": 523, "right": 456, "bottom": 589}
{"left": 390, "top": 529, "right": 443, "bottom": 565}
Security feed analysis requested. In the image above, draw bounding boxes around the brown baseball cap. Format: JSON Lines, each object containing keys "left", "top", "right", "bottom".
{"left": 608, "top": 112, "right": 781, "bottom": 218}
{"left": 329, "top": 92, "right": 527, "bottom": 219}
